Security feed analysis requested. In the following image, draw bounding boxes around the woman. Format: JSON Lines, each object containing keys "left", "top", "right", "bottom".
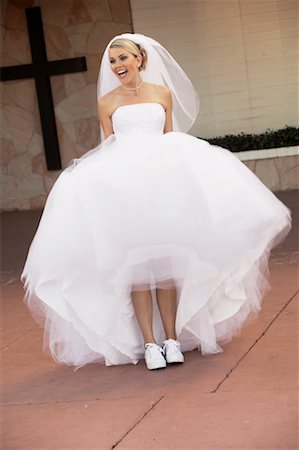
{"left": 22, "top": 33, "right": 291, "bottom": 371}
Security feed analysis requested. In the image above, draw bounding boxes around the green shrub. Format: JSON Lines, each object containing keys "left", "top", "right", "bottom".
{"left": 204, "top": 126, "right": 299, "bottom": 152}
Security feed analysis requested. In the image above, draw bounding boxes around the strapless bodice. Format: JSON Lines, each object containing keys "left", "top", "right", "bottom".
{"left": 111, "top": 103, "right": 165, "bottom": 138}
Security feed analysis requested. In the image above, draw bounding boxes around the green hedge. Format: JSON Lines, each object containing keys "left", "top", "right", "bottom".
{"left": 204, "top": 126, "right": 299, "bottom": 152}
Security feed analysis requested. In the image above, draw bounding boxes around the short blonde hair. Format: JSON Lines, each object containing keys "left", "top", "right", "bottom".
{"left": 109, "top": 38, "right": 147, "bottom": 71}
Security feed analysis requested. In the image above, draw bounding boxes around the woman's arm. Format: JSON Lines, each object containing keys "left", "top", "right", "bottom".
{"left": 163, "top": 88, "right": 173, "bottom": 133}
{"left": 98, "top": 97, "right": 114, "bottom": 139}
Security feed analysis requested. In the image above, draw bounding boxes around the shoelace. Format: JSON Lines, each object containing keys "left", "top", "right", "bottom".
{"left": 145, "top": 343, "right": 164, "bottom": 356}
{"left": 163, "top": 339, "right": 181, "bottom": 352}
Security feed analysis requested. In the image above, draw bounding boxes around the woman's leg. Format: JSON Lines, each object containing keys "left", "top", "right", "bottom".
{"left": 156, "top": 282, "right": 184, "bottom": 364}
{"left": 131, "top": 286, "right": 156, "bottom": 343}
{"left": 156, "top": 282, "right": 177, "bottom": 340}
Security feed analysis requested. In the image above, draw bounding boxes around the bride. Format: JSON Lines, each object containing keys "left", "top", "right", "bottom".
{"left": 22, "top": 33, "right": 291, "bottom": 370}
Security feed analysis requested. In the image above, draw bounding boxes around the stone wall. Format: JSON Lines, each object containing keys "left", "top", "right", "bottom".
{"left": 1, "top": 0, "right": 132, "bottom": 210}
{"left": 242, "top": 154, "right": 299, "bottom": 191}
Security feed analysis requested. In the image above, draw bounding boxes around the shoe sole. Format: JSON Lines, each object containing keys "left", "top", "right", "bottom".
{"left": 166, "top": 357, "right": 184, "bottom": 364}
{"left": 146, "top": 360, "right": 167, "bottom": 370}
{"left": 147, "top": 365, "right": 167, "bottom": 370}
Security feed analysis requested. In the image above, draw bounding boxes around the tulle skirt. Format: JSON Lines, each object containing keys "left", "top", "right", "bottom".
{"left": 21, "top": 132, "right": 291, "bottom": 367}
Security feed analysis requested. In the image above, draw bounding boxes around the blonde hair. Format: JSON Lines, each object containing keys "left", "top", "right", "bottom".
{"left": 109, "top": 38, "right": 147, "bottom": 71}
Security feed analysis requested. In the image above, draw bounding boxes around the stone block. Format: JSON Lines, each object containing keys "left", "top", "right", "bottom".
{"left": 29, "top": 133, "right": 43, "bottom": 156}
{"left": 65, "top": 22, "right": 93, "bottom": 35}
{"left": 31, "top": 153, "right": 47, "bottom": 175}
{"left": 57, "top": 120, "right": 84, "bottom": 167}
{"left": 0, "top": 196, "right": 31, "bottom": 211}
{"left": 68, "top": 0, "right": 92, "bottom": 25}
{"left": 254, "top": 158, "right": 281, "bottom": 191}
{"left": 108, "top": 0, "right": 132, "bottom": 23}
{"left": 3, "top": 106, "right": 33, "bottom": 155}
{"left": 8, "top": 153, "right": 32, "bottom": 178}
{"left": 44, "top": 24, "right": 71, "bottom": 59}
{"left": 83, "top": 54, "right": 100, "bottom": 84}
{"left": 65, "top": 73, "right": 86, "bottom": 96}
{"left": 275, "top": 155, "right": 299, "bottom": 190}
{"left": 51, "top": 75, "right": 68, "bottom": 104}
{"left": 275, "top": 154, "right": 299, "bottom": 173}
{"left": 0, "top": 165, "right": 8, "bottom": 175}
{"left": 62, "top": 123, "right": 76, "bottom": 142}
{"left": 0, "top": 110, "right": 11, "bottom": 139}
{"left": 18, "top": 174, "right": 45, "bottom": 199}
{"left": 5, "top": 79, "right": 35, "bottom": 112}
{"left": 5, "top": 2, "right": 27, "bottom": 30}
{"left": 0, "top": 174, "right": 18, "bottom": 203}
{"left": 0, "top": 83, "right": 16, "bottom": 108}
{"left": 55, "top": 84, "right": 97, "bottom": 123}
{"left": 74, "top": 116, "right": 100, "bottom": 149}
{"left": 84, "top": 0, "right": 112, "bottom": 21}
{"left": 0, "top": 53, "right": 20, "bottom": 66}
{"left": 86, "top": 21, "right": 132, "bottom": 55}
{"left": 44, "top": 174, "right": 59, "bottom": 194}
{"left": 69, "top": 33, "right": 88, "bottom": 53}
{"left": 33, "top": 108, "right": 42, "bottom": 135}
{"left": 41, "top": 1, "right": 72, "bottom": 27}
{"left": 30, "top": 195, "right": 46, "bottom": 209}
{"left": 4, "top": 29, "right": 31, "bottom": 63}
{"left": 243, "top": 159, "right": 256, "bottom": 172}
{"left": 0, "top": 138, "right": 16, "bottom": 165}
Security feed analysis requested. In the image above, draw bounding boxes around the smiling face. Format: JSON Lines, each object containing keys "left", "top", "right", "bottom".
{"left": 109, "top": 47, "right": 142, "bottom": 86}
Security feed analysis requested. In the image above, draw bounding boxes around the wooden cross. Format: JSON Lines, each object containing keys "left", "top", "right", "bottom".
{"left": 0, "top": 7, "right": 87, "bottom": 170}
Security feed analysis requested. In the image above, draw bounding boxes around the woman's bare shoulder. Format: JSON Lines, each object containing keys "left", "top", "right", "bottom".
{"left": 98, "top": 88, "right": 120, "bottom": 116}
{"left": 98, "top": 88, "right": 118, "bottom": 105}
{"left": 143, "top": 83, "right": 172, "bottom": 108}
{"left": 146, "top": 82, "right": 171, "bottom": 95}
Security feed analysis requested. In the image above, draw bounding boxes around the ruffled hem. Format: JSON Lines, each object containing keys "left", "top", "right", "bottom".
{"left": 22, "top": 220, "right": 289, "bottom": 367}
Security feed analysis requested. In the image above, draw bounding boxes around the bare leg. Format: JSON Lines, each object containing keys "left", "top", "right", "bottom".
{"left": 156, "top": 282, "right": 177, "bottom": 340}
{"left": 131, "top": 286, "right": 156, "bottom": 344}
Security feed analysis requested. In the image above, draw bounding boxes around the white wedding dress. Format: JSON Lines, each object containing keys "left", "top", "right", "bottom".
{"left": 22, "top": 102, "right": 291, "bottom": 368}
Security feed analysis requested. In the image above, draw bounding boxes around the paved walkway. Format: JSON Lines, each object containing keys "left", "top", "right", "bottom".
{"left": 1, "top": 191, "right": 298, "bottom": 449}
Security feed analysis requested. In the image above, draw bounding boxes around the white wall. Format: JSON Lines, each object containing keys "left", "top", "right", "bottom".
{"left": 130, "top": 0, "right": 298, "bottom": 138}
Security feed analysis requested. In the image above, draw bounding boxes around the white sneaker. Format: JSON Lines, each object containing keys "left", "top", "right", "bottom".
{"left": 163, "top": 339, "right": 184, "bottom": 364}
{"left": 144, "top": 343, "right": 166, "bottom": 370}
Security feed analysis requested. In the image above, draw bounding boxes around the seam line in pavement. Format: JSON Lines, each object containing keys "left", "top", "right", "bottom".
{"left": 1, "top": 396, "right": 149, "bottom": 406}
{"left": 211, "top": 289, "right": 298, "bottom": 393}
{"left": 111, "top": 395, "right": 164, "bottom": 449}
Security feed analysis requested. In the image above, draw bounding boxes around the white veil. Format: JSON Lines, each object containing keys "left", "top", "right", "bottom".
{"left": 97, "top": 33, "right": 199, "bottom": 138}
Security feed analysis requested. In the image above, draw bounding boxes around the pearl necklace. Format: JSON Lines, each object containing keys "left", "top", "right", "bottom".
{"left": 121, "top": 79, "right": 144, "bottom": 91}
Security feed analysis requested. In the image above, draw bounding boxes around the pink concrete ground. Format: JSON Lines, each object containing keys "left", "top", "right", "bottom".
{"left": 1, "top": 191, "right": 298, "bottom": 449}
